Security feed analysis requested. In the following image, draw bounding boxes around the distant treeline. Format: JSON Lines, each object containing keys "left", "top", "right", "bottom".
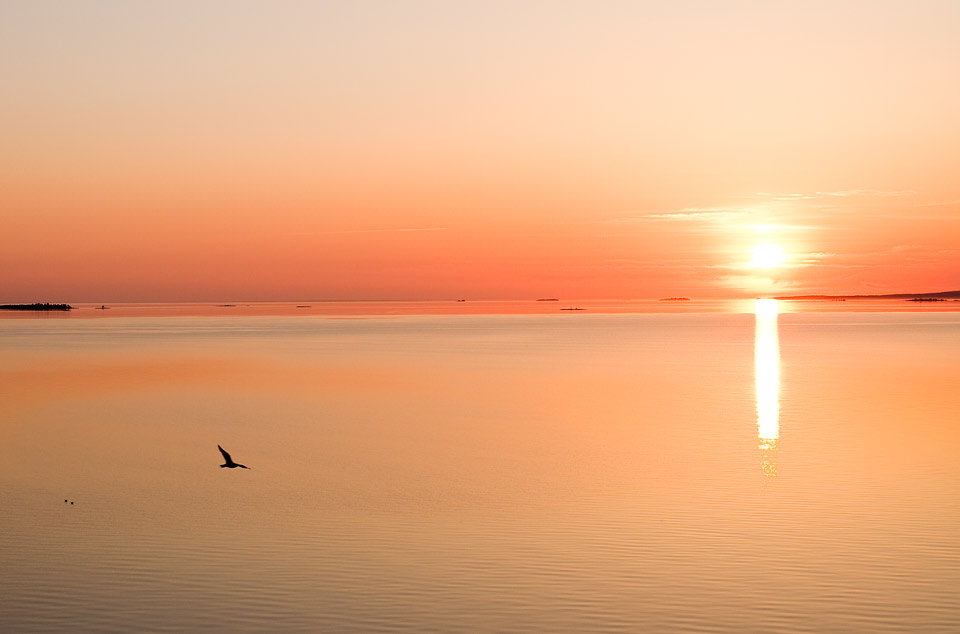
{"left": 776, "top": 290, "right": 960, "bottom": 300}
{"left": 0, "top": 303, "right": 74, "bottom": 311}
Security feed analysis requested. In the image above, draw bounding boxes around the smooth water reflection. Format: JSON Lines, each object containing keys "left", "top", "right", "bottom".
{"left": 755, "top": 299, "right": 780, "bottom": 477}
{"left": 3, "top": 308, "right": 960, "bottom": 633}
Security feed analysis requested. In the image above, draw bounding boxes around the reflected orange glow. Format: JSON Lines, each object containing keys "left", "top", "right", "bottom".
{"left": 755, "top": 298, "right": 780, "bottom": 476}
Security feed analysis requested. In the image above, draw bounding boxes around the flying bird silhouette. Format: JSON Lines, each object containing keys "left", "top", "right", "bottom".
{"left": 218, "top": 445, "right": 250, "bottom": 469}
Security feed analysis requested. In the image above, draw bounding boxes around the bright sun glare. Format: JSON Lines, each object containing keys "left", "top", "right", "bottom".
{"left": 749, "top": 244, "right": 787, "bottom": 268}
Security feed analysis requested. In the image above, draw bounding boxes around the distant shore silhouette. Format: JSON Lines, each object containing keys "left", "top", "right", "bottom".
{"left": 0, "top": 303, "right": 73, "bottom": 311}
{"left": 775, "top": 290, "right": 960, "bottom": 301}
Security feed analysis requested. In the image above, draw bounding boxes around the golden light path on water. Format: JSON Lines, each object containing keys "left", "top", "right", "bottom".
{"left": 755, "top": 298, "right": 780, "bottom": 477}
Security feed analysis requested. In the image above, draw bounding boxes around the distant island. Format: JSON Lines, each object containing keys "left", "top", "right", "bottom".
{"left": 775, "top": 290, "right": 960, "bottom": 301}
{"left": 0, "top": 302, "right": 74, "bottom": 311}
{"left": 659, "top": 297, "right": 691, "bottom": 301}
{"left": 536, "top": 298, "right": 559, "bottom": 301}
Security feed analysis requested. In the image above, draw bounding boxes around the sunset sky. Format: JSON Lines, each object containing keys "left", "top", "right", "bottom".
{"left": 2, "top": 1, "right": 958, "bottom": 301}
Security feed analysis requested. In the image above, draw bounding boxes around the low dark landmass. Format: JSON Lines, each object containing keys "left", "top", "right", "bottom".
{"left": 560, "top": 307, "right": 585, "bottom": 310}
{"left": 907, "top": 297, "right": 947, "bottom": 302}
{"left": 536, "top": 298, "right": 559, "bottom": 301}
{"left": 659, "top": 297, "right": 691, "bottom": 301}
{"left": 0, "top": 303, "right": 73, "bottom": 311}
{"left": 775, "top": 290, "right": 960, "bottom": 300}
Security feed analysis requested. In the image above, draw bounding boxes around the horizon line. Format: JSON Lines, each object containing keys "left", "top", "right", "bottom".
{"left": 4, "top": 288, "right": 959, "bottom": 305}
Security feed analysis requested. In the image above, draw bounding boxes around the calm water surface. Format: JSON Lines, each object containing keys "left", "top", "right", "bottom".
{"left": 1, "top": 301, "right": 958, "bottom": 632}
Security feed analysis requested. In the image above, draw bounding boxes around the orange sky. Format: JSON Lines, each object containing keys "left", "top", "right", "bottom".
{"left": 2, "top": 1, "right": 958, "bottom": 301}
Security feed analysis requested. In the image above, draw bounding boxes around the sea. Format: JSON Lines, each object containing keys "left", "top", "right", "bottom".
{"left": 1, "top": 299, "right": 958, "bottom": 633}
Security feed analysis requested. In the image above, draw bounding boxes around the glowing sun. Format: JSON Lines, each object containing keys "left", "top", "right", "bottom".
{"left": 750, "top": 244, "right": 787, "bottom": 268}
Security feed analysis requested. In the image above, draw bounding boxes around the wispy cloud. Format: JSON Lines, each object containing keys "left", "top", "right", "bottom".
{"left": 798, "top": 252, "right": 834, "bottom": 264}
{"left": 814, "top": 189, "right": 915, "bottom": 197}
{"left": 602, "top": 207, "right": 828, "bottom": 239}
{"left": 603, "top": 257, "right": 707, "bottom": 269}
{"left": 717, "top": 273, "right": 801, "bottom": 293}
{"left": 644, "top": 210, "right": 746, "bottom": 221}
{"left": 291, "top": 227, "right": 449, "bottom": 235}
{"left": 755, "top": 193, "right": 818, "bottom": 201}
{"left": 915, "top": 199, "right": 960, "bottom": 207}
{"left": 754, "top": 190, "right": 915, "bottom": 201}
{"left": 791, "top": 245, "right": 960, "bottom": 269}
{"left": 615, "top": 208, "right": 748, "bottom": 222}
{"left": 745, "top": 223, "right": 825, "bottom": 232}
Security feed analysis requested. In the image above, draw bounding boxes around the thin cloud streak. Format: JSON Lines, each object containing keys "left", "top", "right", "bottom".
{"left": 753, "top": 190, "right": 916, "bottom": 200}
{"left": 643, "top": 210, "right": 746, "bottom": 221}
{"left": 915, "top": 199, "right": 960, "bottom": 207}
{"left": 610, "top": 208, "right": 748, "bottom": 222}
{"left": 291, "top": 227, "right": 450, "bottom": 235}
{"left": 745, "top": 223, "right": 825, "bottom": 232}
{"left": 814, "top": 189, "right": 916, "bottom": 197}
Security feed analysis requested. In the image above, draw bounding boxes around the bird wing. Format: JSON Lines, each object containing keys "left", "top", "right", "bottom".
{"left": 218, "top": 445, "right": 232, "bottom": 463}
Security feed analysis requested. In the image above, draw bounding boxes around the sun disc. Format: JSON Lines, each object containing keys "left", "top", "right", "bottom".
{"left": 750, "top": 244, "right": 786, "bottom": 268}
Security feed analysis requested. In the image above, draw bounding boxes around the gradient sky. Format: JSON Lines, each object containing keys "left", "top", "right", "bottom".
{"left": 2, "top": 1, "right": 959, "bottom": 301}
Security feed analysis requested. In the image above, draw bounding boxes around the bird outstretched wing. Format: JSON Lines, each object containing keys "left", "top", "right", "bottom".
{"left": 218, "top": 444, "right": 232, "bottom": 463}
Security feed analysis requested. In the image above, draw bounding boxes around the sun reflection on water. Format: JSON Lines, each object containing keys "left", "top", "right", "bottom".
{"left": 755, "top": 299, "right": 780, "bottom": 477}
